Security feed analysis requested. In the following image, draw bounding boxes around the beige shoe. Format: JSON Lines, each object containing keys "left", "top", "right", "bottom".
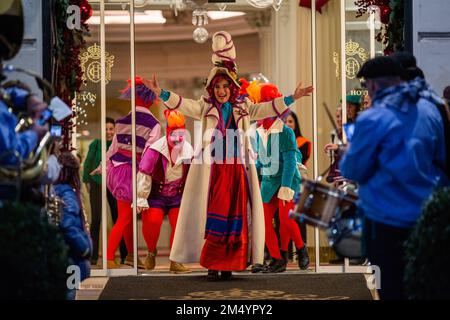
{"left": 107, "top": 260, "right": 120, "bottom": 269}
{"left": 145, "top": 251, "right": 156, "bottom": 270}
{"left": 124, "top": 255, "right": 146, "bottom": 269}
{"left": 170, "top": 261, "right": 191, "bottom": 274}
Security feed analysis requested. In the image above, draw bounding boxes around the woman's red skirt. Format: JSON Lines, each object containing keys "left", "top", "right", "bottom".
{"left": 199, "top": 162, "right": 249, "bottom": 271}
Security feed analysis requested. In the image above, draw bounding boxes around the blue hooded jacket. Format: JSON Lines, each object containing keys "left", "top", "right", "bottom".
{"left": 54, "top": 184, "right": 92, "bottom": 281}
{"left": 340, "top": 79, "right": 448, "bottom": 228}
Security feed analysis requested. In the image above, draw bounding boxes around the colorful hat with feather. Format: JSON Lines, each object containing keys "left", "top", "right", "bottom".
{"left": 205, "top": 31, "right": 240, "bottom": 89}
{"left": 119, "top": 76, "right": 158, "bottom": 108}
{"left": 240, "top": 78, "right": 282, "bottom": 104}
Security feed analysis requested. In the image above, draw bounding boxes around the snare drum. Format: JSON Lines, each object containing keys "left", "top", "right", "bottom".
{"left": 293, "top": 179, "right": 358, "bottom": 228}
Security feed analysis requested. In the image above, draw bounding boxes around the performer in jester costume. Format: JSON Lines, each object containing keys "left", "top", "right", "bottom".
{"left": 137, "top": 109, "right": 193, "bottom": 273}
{"left": 241, "top": 79, "right": 310, "bottom": 273}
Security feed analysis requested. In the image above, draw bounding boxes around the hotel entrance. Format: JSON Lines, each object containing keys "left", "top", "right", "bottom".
{"left": 76, "top": 0, "right": 383, "bottom": 277}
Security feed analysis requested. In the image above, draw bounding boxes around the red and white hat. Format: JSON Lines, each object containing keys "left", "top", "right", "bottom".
{"left": 205, "top": 31, "right": 240, "bottom": 89}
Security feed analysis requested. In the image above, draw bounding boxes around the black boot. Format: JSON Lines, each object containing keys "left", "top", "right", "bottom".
{"left": 296, "top": 245, "right": 310, "bottom": 270}
{"left": 280, "top": 250, "right": 289, "bottom": 264}
{"left": 251, "top": 263, "right": 265, "bottom": 273}
{"left": 288, "top": 241, "right": 294, "bottom": 261}
{"left": 220, "top": 271, "right": 232, "bottom": 280}
{"left": 263, "top": 258, "right": 287, "bottom": 273}
{"left": 207, "top": 269, "right": 220, "bottom": 281}
{"left": 261, "top": 258, "right": 275, "bottom": 273}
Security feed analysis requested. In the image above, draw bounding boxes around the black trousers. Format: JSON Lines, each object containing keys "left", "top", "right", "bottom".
{"left": 364, "top": 217, "right": 411, "bottom": 300}
{"left": 89, "top": 182, "right": 127, "bottom": 262}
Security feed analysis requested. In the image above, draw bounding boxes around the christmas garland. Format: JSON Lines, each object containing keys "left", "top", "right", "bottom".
{"left": 52, "top": 0, "right": 91, "bottom": 151}
{"left": 355, "top": 0, "right": 405, "bottom": 55}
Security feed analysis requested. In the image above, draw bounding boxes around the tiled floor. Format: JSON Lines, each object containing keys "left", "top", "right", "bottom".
{"left": 77, "top": 277, "right": 109, "bottom": 300}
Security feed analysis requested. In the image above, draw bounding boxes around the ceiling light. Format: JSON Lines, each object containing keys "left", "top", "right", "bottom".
{"left": 87, "top": 10, "right": 166, "bottom": 24}
{"left": 207, "top": 11, "right": 246, "bottom": 20}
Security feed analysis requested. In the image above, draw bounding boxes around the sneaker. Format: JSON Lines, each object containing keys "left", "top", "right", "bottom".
{"left": 170, "top": 261, "right": 191, "bottom": 274}
{"left": 296, "top": 245, "right": 310, "bottom": 270}
{"left": 144, "top": 251, "right": 157, "bottom": 270}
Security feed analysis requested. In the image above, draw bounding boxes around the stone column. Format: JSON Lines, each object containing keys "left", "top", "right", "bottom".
{"left": 245, "top": 10, "right": 273, "bottom": 80}
{"left": 271, "top": 0, "right": 298, "bottom": 94}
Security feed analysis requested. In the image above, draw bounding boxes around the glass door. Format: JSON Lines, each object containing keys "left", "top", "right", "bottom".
{"left": 312, "top": 0, "right": 381, "bottom": 272}
{"left": 79, "top": 0, "right": 138, "bottom": 276}
{"left": 78, "top": 0, "right": 383, "bottom": 277}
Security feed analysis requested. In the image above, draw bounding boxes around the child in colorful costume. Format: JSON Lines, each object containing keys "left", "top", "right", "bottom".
{"left": 136, "top": 109, "right": 193, "bottom": 273}
{"left": 242, "top": 80, "right": 310, "bottom": 273}
{"left": 106, "top": 77, "right": 161, "bottom": 269}
{"left": 144, "top": 31, "right": 313, "bottom": 280}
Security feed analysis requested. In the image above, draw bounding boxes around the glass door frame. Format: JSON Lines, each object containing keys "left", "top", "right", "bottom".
{"left": 311, "top": 0, "right": 377, "bottom": 274}
{"left": 90, "top": 0, "right": 138, "bottom": 277}
{"left": 88, "top": 0, "right": 379, "bottom": 277}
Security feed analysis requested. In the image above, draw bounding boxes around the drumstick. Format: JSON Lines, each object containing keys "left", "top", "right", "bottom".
{"left": 323, "top": 102, "right": 340, "bottom": 134}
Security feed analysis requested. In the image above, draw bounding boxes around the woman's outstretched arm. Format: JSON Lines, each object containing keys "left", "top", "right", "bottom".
{"left": 248, "top": 82, "right": 313, "bottom": 121}
{"left": 143, "top": 75, "right": 204, "bottom": 120}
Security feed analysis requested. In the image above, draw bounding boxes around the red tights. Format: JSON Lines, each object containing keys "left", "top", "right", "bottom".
{"left": 141, "top": 207, "right": 179, "bottom": 253}
{"left": 107, "top": 200, "right": 134, "bottom": 260}
{"left": 263, "top": 196, "right": 304, "bottom": 260}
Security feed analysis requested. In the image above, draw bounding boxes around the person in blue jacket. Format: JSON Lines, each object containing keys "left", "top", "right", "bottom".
{"left": 340, "top": 56, "right": 448, "bottom": 300}
{"left": 0, "top": 84, "right": 49, "bottom": 202}
{"left": 54, "top": 152, "right": 92, "bottom": 300}
{"left": 0, "top": 84, "right": 48, "bottom": 167}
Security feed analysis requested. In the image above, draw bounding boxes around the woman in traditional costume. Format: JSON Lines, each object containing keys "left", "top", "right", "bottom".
{"left": 144, "top": 31, "right": 313, "bottom": 280}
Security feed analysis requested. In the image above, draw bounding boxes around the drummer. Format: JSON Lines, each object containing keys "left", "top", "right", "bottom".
{"left": 340, "top": 56, "right": 448, "bottom": 299}
{"left": 324, "top": 94, "right": 362, "bottom": 188}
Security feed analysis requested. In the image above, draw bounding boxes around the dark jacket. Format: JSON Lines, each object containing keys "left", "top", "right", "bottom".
{"left": 83, "top": 139, "right": 112, "bottom": 185}
{"left": 54, "top": 184, "right": 92, "bottom": 281}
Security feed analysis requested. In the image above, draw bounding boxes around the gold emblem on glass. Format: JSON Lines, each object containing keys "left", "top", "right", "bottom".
{"left": 79, "top": 43, "right": 115, "bottom": 84}
{"left": 333, "top": 40, "right": 369, "bottom": 80}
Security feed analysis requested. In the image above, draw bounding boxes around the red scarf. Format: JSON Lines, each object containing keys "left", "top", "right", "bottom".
{"left": 262, "top": 117, "right": 277, "bottom": 130}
